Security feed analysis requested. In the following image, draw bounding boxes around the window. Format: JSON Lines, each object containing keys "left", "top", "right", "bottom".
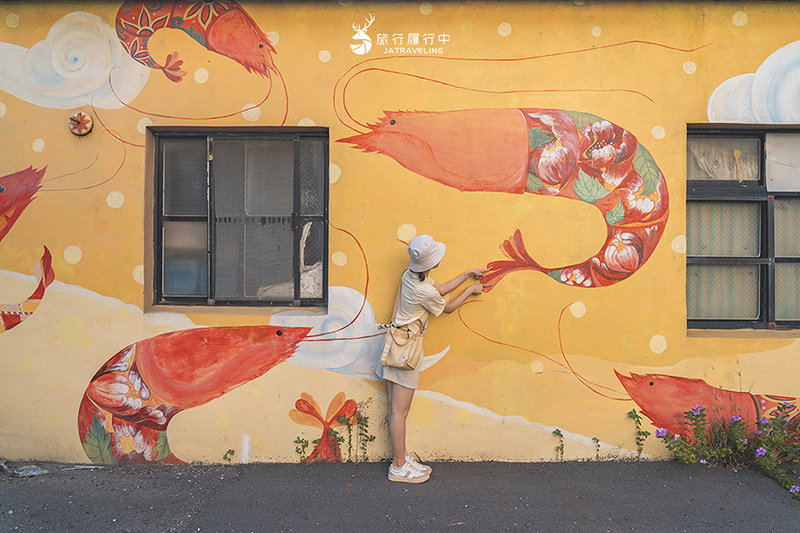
{"left": 152, "top": 128, "right": 328, "bottom": 307}
{"left": 687, "top": 128, "right": 800, "bottom": 329}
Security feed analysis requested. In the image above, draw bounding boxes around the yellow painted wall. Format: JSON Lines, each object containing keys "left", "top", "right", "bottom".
{"left": 1, "top": 1, "right": 799, "bottom": 464}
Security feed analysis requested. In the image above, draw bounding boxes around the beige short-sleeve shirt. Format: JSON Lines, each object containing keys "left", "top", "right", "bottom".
{"left": 394, "top": 269, "right": 446, "bottom": 327}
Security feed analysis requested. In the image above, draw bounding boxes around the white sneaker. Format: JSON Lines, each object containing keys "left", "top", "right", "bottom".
{"left": 388, "top": 461, "right": 430, "bottom": 483}
{"left": 405, "top": 454, "right": 431, "bottom": 474}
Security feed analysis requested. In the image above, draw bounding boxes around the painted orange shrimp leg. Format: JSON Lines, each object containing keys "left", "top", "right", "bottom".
{"left": 339, "top": 108, "right": 669, "bottom": 289}
{"left": 1, "top": 246, "right": 55, "bottom": 332}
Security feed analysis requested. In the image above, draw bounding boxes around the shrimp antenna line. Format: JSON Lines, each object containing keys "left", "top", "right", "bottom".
{"left": 304, "top": 223, "right": 371, "bottom": 340}
{"left": 333, "top": 39, "right": 712, "bottom": 133}
{"left": 457, "top": 300, "right": 630, "bottom": 401}
{"left": 106, "top": 65, "right": 288, "bottom": 125}
{"left": 40, "top": 130, "right": 127, "bottom": 192}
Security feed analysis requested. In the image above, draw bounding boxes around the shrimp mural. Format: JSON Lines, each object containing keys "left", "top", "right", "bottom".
{"left": 616, "top": 371, "right": 800, "bottom": 439}
{"left": 340, "top": 108, "right": 668, "bottom": 289}
{"left": 115, "top": 0, "right": 277, "bottom": 82}
{"left": 78, "top": 324, "right": 311, "bottom": 464}
{"left": 289, "top": 392, "right": 358, "bottom": 463}
{"left": 0, "top": 247, "right": 55, "bottom": 332}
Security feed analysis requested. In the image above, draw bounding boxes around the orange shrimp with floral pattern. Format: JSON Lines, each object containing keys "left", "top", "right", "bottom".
{"left": 340, "top": 108, "right": 669, "bottom": 289}
{"left": 289, "top": 392, "right": 358, "bottom": 463}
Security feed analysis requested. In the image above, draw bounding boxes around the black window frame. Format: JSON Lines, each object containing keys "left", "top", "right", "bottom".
{"left": 152, "top": 127, "right": 329, "bottom": 308}
{"left": 687, "top": 125, "right": 800, "bottom": 330}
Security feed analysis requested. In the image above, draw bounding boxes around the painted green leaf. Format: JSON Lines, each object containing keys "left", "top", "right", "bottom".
{"left": 526, "top": 172, "right": 547, "bottom": 193}
{"left": 528, "top": 127, "right": 555, "bottom": 149}
{"left": 81, "top": 416, "right": 118, "bottom": 465}
{"left": 574, "top": 169, "right": 610, "bottom": 204}
{"left": 153, "top": 431, "right": 171, "bottom": 462}
{"left": 605, "top": 200, "right": 625, "bottom": 226}
{"left": 633, "top": 144, "right": 660, "bottom": 196}
{"left": 547, "top": 269, "right": 564, "bottom": 282}
{"left": 563, "top": 110, "right": 605, "bottom": 130}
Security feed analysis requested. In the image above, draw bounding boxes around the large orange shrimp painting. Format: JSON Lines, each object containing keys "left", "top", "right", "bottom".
{"left": 340, "top": 108, "right": 668, "bottom": 289}
{"left": 79, "top": 324, "right": 311, "bottom": 464}
{"left": 115, "top": 0, "right": 277, "bottom": 82}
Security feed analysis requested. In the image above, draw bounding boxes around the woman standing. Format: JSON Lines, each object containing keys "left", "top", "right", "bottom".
{"left": 377, "top": 234, "right": 489, "bottom": 483}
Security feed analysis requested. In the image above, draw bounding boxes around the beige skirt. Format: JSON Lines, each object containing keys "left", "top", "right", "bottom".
{"left": 376, "top": 355, "right": 422, "bottom": 389}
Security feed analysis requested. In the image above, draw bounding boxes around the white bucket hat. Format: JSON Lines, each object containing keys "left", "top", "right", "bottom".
{"left": 408, "top": 234, "right": 446, "bottom": 272}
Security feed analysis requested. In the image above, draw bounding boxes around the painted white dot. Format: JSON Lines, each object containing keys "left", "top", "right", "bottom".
{"left": 319, "top": 50, "right": 331, "bottom": 63}
{"left": 338, "top": 0, "right": 354, "bottom": 6}
{"left": 569, "top": 301, "right": 586, "bottom": 318}
{"left": 651, "top": 125, "right": 665, "bottom": 139}
{"left": 671, "top": 235, "right": 687, "bottom": 254}
{"left": 420, "top": 2, "right": 433, "bottom": 15}
{"left": 194, "top": 68, "right": 209, "bottom": 84}
{"left": 649, "top": 334, "right": 667, "bottom": 354}
{"left": 329, "top": 163, "right": 341, "bottom": 184}
{"left": 331, "top": 251, "right": 348, "bottom": 266}
{"left": 397, "top": 223, "right": 417, "bottom": 242}
{"left": 683, "top": 61, "right": 697, "bottom": 75}
{"left": 498, "top": 22, "right": 512, "bottom": 37}
{"left": 0, "top": 103, "right": 6, "bottom": 117}
{"left": 64, "top": 246, "right": 82, "bottom": 265}
{"left": 132, "top": 265, "right": 144, "bottom": 285}
{"left": 106, "top": 191, "right": 125, "bottom": 208}
{"left": 530, "top": 360, "right": 544, "bottom": 374}
{"left": 242, "top": 103, "right": 261, "bottom": 122}
{"left": 5, "top": 13, "right": 19, "bottom": 28}
{"left": 298, "top": 118, "right": 316, "bottom": 127}
{"left": 573, "top": 0, "right": 586, "bottom": 5}
{"left": 732, "top": 11, "right": 748, "bottom": 27}
{"left": 32, "top": 139, "right": 45, "bottom": 152}
{"left": 137, "top": 117, "right": 153, "bottom": 134}
{"left": 591, "top": 26, "right": 602, "bottom": 37}
{"left": 266, "top": 31, "right": 280, "bottom": 45}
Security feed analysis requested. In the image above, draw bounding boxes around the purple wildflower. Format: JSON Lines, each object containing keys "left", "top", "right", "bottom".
{"left": 760, "top": 417, "right": 769, "bottom": 424}
{"left": 729, "top": 415, "right": 742, "bottom": 423}
{"left": 791, "top": 486, "right": 800, "bottom": 494}
{"left": 754, "top": 429, "right": 762, "bottom": 435}
{"left": 699, "top": 459, "right": 708, "bottom": 464}
{"left": 756, "top": 447, "right": 767, "bottom": 457}
{"left": 740, "top": 438, "right": 748, "bottom": 444}
{"left": 672, "top": 434, "right": 680, "bottom": 442}
{"left": 655, "top": 428, "right": 668, "bottom": 438}
{"left": 691, "top": 404, "right": 704, "bottom": 416}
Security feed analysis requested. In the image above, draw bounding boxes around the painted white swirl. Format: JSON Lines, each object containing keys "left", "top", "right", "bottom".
{"left": 0, "top": 11, "right": 149, "bottom": 109}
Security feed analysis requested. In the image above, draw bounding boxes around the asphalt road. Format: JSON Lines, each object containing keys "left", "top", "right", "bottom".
{"left": 1, "top": 459, "right": 797, "bottom": 532}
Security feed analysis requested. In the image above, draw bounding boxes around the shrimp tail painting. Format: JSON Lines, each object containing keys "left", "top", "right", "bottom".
{"left": 115, "top": 0, "right": 277, "bottom": 82}
{"left": 615, "top": 371, "right": 800, "bottom": 439}
{"left": 289, "top": 392, "right": 358, "bottom": 463}
{"left": 0, "top": 246, "right": 55, "bottom": 332}
{"left": 78, "top": 324, "right": 311, "bottom": 464}
{"left": 339, "top": 108, "right": 669, "bottom": 288}
{"left": 0, "top": 166, "right": 46, "bottom": 244}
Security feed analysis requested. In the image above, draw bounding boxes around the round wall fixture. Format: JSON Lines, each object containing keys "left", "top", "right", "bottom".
{"left": 69, "top": 111, "right": 93, "bottom": 136}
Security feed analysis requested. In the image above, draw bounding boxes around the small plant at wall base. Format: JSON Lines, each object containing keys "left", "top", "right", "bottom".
{"left": 655, "top": 403, "right": 800, "bottom": 502}
{"left": 222, "top": 449, "right": 236, "bottom": 462}
{"left": 553, "top": 429, "right": 564, "bottom": 461}
{"left": 294, "top": 437, "right": 310, "bottom": 462}
{"left": 627, "top": 408, "right": 650, "bottom": 459}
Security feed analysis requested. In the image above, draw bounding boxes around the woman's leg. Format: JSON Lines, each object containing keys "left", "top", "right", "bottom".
{"left": 387, "top": 381, "right": 416, "bottom": 468}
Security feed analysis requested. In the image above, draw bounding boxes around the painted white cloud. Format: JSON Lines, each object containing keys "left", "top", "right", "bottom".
{"left": 708, "top": 40, "right": 800, "bottom": 123}
{"left": 0, "top": 11, "right": 149, "bottom": 110}
{"left": 273, "top": 286, "right": 447, "bottom": 379}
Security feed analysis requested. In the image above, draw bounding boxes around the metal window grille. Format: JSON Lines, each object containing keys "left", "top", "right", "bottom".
{"left": 686, "top": 129, "right": 800, "bottom": 329}
{"left": 154, "top": 129, "right": 328, "bottom": 307}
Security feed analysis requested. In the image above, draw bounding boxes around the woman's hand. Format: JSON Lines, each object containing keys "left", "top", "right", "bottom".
{"left": 467, "top": 282, "right": 491, "bottom": 295}
{"left": 465, "top": 267, "right": 491, "bottom": 280}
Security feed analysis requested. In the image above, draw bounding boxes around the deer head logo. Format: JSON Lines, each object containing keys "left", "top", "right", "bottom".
{"left": 350, "top": 14, "right": 375, "bottom": 55}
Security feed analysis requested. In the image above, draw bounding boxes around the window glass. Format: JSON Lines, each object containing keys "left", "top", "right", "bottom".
{"left": 774, "top": 198, "right": 800, "bottom": 257}
{"left": 163, "top": 139, "right": 207, "bottom": 216}
{"left": 687, "top": 136, "right": 760, "bottom": 182}
{"left": 775, "top": 263, "right": 800, "bottom": 320}
{"left": 162, "top": 221, "right": 208, "bottom": 297}
{"left": 686, "top": 264, "right": 759, "bottom": 319}
{"left": 686, "top": 201, "right": 760, "bottom": 257}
